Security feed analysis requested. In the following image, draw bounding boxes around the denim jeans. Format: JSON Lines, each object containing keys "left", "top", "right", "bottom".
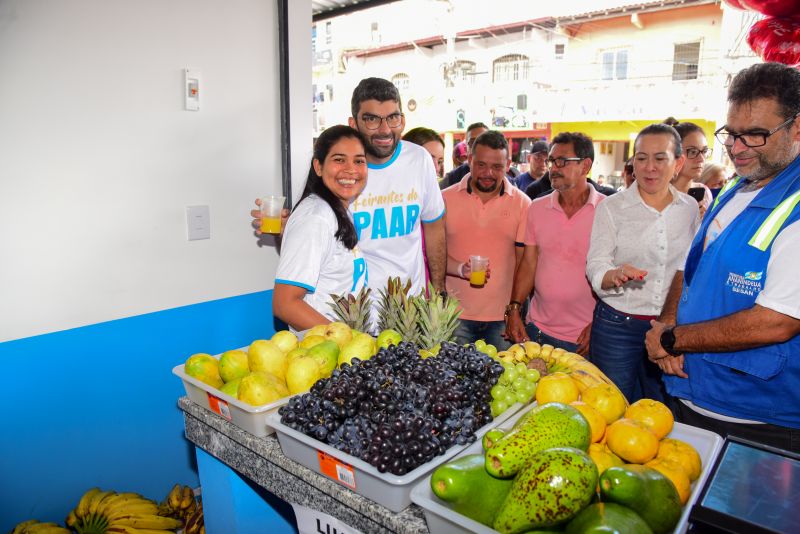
{"left": 454, "top": 319, "right": 511, "bottom": 351}
{"left": 589, "top": 300, "right": 667, "bottom": 404}
{"left": 524, "top": 321, "right": 579, "bottom": 353}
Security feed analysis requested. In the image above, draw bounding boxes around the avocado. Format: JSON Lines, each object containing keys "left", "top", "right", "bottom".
{"left": 430, "top": 453, "right": 513, "bottom": 527}
{"left": 486, "top": 402, "right": 591, "bottom": 478}
{"left": 493, "top": 447, "right": 597, "bottom": 534}
{"left": 566, "top": 502, "right": 653, "bottom": 534}
{"left": 599, "top": 465, "right": 682, "bottom": 534}
{"left": 482, "top": 428, "right": 506, "bottom": 451}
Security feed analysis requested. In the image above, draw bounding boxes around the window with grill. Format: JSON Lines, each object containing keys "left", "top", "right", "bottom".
{"left": 601, "top": 49, "right": 628, "bottom": 80}
{"left": 454, "top": 60, "right": 477, "bottom": 85}
{"left": 555, "top": 43, "right": 565, "bottom": 60}
{"left": 493, "top": 54, "right": 529, "bottom": 83}
{"left": 673, "top": 41, "right": 700, "bottom": 81}
{"left": 391, "top": 73, "right": 410, "bottom": 91}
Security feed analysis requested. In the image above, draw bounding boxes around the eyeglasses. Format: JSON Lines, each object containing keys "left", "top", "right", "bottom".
{"left": 360, "top": 112, "right": 403, "bottom": 130}
{"left": 714, "top": 112, "right": 799, "bottom": 148}
{"left": 685, "top": 147, "right": 712, "bottom": 159}
{"left": 546, "top": 157, "right": 583, "bottom": 168}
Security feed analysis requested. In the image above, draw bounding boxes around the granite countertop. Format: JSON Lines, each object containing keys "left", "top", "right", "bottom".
{"left": 178, "top": 397, "right": 430, "bottom": 534}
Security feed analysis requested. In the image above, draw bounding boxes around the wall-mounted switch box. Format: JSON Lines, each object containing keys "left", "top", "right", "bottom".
{"left": 186, "top": 205, "right": 210, "bottom": 240}
{"left": 185, "top": 69, "right": 200, "bottom": 111}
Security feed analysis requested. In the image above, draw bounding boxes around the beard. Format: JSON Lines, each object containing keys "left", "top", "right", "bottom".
{"left": 365, "top": 132, "right": 399, "bottom": 159}
{"left": 730, "top": 142, "right": 799, "bottom": 185}
{"left": 473, "top": 176, "right": 499, "bottom": 193}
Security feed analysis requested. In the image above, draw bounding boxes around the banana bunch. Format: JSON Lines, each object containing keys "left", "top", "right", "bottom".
{"left": 499, "top": 341, "right": 626, "bottom": 397}
{"left": 158, "top": 484, "right": 197, "bottom": 521}
{"left": 66, "top": 487, "right": 182, "bottom": 534}
{"left": 182, "top": 501, "right": 205, "bottom": 534}
{"left": 534, "top": 345, "right": 627, "bottom": 400}
{"left": 11, "top": 520, "right": 71, "bottom": 534}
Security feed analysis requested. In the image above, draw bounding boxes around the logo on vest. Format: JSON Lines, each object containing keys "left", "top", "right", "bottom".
{"left": 725, "top": 271, "right": 764, "bottom": 297}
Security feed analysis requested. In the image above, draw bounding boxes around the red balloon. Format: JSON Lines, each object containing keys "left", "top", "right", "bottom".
{"left": 747, "top": 17, "right": 800, "bottom": 67}
{"left": 722, "top": 0, "right": 749, "bottom": 10}
{"left": 739, "top": 0, "right": 800, "bottom": 18}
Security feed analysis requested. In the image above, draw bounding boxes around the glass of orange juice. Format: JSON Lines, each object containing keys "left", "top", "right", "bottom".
{"left": 469, "top": 255, "right": 488, "bottom": 287}
{"left": 260, "top": 195, "right": 285, "bottom": 234}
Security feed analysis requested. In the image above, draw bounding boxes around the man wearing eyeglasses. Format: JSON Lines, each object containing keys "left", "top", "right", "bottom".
{"left": 646, "top": 62, "right": 800, "bottom": 452}
{"left": 505, "top": 132, "right": 605, "bottom": 355}
{"left": 345, "top": 77, "right": 447, "bottom": 298}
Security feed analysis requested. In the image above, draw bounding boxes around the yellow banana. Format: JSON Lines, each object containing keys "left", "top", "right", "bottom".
{"left": 12, "top": 520, "right": 39, "bottom": 534}
{"left": 179, "top": 486, "right": 195, "bottom": 510}
{"left": 65, "top": 510, "right": 78, "bottom": 529}
{"left": 184, "top": 506, "right": 204, "bottom": 534}
{"left": 111, "top": 513, "right": 182, "bottom": 530}
{"left": 105, "top": 501, "right": 161, "bottom": 521}
{"left": 23, "top": 524, "right": 71, "bottom": 534}
{"left": 167, "top": 483, "right": 182, "bottom": 510}
{"left": 75, "top": 487, "right": 102, "bottom": 520}
{"left": 88, "top": 490, "right": 115, "bottom": 517}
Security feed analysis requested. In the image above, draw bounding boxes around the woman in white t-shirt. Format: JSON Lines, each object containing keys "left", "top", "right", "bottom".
{"left": 273, "top": 125, "right": 369, "bottom": 331}
{"left": 586, "top": 123, "right": 700, "bottom": 403}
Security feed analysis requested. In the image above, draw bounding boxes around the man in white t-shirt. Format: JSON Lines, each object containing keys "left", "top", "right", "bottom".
{"left": 645, "top": 62, "right": 800, "bottom": 452}
{"left": 254, "top": 79, "right": 446, "bottom": 297}
{"left": 346, "top": 78, "right": 446, "bottom": 296}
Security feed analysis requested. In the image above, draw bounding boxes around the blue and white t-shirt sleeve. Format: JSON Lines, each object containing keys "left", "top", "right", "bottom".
{"left": 420, "top": 155, "right": 446, "bottom": 223}
{"left": 274, "top": 214, "right": 331, "bottom": 293}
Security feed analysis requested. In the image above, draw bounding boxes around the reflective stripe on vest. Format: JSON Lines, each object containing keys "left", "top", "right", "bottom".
{"left": 711, "top": 176, "right": 741, "bottom": 211}
{"left": 748, "top": 189, "right": 800, "bottom": 251}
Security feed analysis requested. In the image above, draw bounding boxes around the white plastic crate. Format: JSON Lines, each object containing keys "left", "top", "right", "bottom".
{"left": 266, "top": 402, "right": 525, "bottom": 512}
{"left": 173, "top": 348, "right": 291, "bottom": 437}
{"left": 410, "top": 407, "right": 723, "bottom": 534}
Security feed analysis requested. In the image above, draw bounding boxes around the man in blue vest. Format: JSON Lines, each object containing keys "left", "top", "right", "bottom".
{"left": 645, "top": 62, "right": 800, "bottom": 453}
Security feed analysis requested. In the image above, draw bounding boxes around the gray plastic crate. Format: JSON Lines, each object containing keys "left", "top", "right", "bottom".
{"left": 266, "top": 402, "right": 524, "bottom": 512}
{"left": 173, "top": 348, "right": 291, "bottom": 437}
{"left": 410, "top": 408, "right": 723, "bottom": 534}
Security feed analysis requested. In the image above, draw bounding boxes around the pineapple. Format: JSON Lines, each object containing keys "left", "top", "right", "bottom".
{"left": 329, "top": 286, "right": 373, "bottom": 334}
{"left": 416, "top": 283, "right": 462, "bottom": 349}
{"left": 377, "top": 277, "right": 420, "bottom": 345}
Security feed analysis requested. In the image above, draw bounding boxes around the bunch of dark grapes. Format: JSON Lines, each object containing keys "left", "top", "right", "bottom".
{"left": 278, "top": 341, "right": 505, "bottom": 475}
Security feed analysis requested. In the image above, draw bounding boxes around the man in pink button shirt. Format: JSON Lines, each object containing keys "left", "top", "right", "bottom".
{"left": 443, "top": 130, "right": 531, "bottom": 350}
{"left": 505, "top": 132, "right": 605, "bottom": 354}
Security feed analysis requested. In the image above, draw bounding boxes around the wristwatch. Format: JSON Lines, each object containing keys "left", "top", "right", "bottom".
{"left": 504, "top": 301, "right": 522, "bottom": 319}
{"left": 660, "top": 327, "right": 680, "bottom": 356}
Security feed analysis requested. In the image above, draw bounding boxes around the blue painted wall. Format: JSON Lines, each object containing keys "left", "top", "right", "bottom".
{"left": 0, "top": 290, "right": 277, "bottom": 531}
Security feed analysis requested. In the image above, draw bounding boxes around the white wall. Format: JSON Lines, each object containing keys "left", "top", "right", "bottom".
{"left": 0, "top": 0, "right": 311, "bottom": 342}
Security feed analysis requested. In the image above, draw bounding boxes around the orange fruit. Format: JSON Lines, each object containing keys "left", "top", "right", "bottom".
{"left": 646, "top": 457, "right": 692, "bottom": 505}
{"left": 625, "top": 398, "right": 675, "bottom": 439}
{"left": 581, "top": 384, "right": 627, "bottom": 424}
{"left": 535, "top": 372, "right": 580, "bottom": 405}
{"left": 658, "top": 438, "right": 702, "bottom": 481}
{"left": 588, "top": 443, "right": 624, "bottom": 475}
{"left": 605, "top": 418, "right": 659, "bottom": 464}
{"left": 570, "top": 401, "right": 607, "bottom": 443}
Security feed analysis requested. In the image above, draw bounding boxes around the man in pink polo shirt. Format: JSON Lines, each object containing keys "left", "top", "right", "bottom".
{"left": 443, "top": 130, "right": 531, "bottom": 350}
{"left": 505, "top": 132, "right": 605, "bottom": 354}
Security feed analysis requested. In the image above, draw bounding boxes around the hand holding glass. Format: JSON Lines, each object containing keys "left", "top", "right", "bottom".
{"left": 469, "top": 255, "right": 489, "bottom": 287}
{"left": 260, "top": 195, "right": 285, "bottom": 234}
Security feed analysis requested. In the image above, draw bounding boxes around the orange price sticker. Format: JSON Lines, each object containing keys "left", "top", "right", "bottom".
{"left": 207, "top": 393, "right": 232, "bottom": 421}
{"left": 318, "top": 451, "right": 356, "bottom": 489}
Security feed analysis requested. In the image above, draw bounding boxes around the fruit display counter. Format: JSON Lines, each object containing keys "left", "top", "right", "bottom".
{"left": 178, "top": 395, "right": 429, "bottom": 533}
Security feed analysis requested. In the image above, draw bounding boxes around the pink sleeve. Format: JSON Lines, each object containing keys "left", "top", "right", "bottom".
{"left": 516, "top": 201, "right": 530, "bottom": 243}
{"left": 524, "top": 202, "right": 538, "bottom": 246}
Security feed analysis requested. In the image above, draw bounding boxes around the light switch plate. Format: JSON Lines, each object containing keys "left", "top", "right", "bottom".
{"left": 186, "top": 205, "right": 210, "bottom": 240}
{"left": 185, "top": 69, "right": 200, "bottom": 111}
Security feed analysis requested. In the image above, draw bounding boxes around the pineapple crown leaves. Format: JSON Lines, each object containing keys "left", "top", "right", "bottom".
{"left": 415, "top": 282, "right": 462, "bottom": 348}
{"left": 328, "top": 286, "right": 373, "bottom": 333}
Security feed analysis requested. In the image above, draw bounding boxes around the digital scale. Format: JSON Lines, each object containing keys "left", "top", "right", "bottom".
{"left": 688, "top": 436, "right": 800, "bottom": 533}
